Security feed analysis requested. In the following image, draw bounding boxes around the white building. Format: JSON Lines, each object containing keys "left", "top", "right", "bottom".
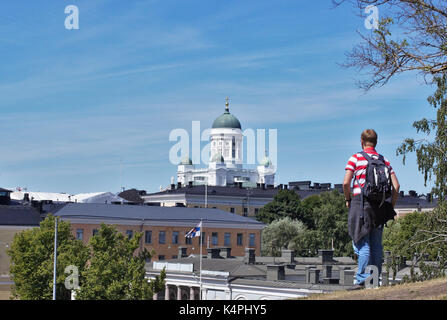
{"left": 177, "top": 99, "right": 275, "bottom": 188}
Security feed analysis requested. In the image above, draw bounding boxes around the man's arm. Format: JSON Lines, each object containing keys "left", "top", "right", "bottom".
{"left": 343, "top": 170, "right": 354, "bottom": 208}
{"left": 391, "top": 173, "right": 400, "bottom": 207}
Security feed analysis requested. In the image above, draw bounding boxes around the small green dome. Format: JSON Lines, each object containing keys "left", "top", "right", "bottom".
{"left": 260, "top": 156, "right": 272, "bottom": 167}
{"left": 212, "top": 102, "right": 242, "bottom": 129}
{"left": 179, "top": 157, "right": 193, "bottom": 165}
{"left": 211, "top": 153, "right": 225, "bottom": 163}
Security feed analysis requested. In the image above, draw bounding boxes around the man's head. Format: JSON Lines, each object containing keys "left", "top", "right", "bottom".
{"left": 361, "top": 129, "right": 378, "bottom": 148}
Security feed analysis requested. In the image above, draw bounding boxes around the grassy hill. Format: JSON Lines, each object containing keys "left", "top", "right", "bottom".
{"left": 303, "top": 277, "right": 447, "bottom": 300}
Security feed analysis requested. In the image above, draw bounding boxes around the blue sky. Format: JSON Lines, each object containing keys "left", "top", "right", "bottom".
{"left": 0, "top": 0, "right": 437, "bottom": 195}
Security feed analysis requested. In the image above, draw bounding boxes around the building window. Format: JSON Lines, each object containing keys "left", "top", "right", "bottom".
{"left": 212, "top": 232, "right": 218, "bottom": 246}
{"left": 243, "top": 208, "right": 248, "bottom": 216}
{"left": 145, "top": 230, "right": 152, "bottom": 244}
{"left": 186, "top": 236, "right": 192, "bottom": 245}
{"left": 159, "top": 231, "right": 166, "bottom": 244}
{"left": 92, "top": 229, "right": 98, "bottom": 236}
{"left": 76, "top": 229, "right": 84, "bottom": 240}
{"left": 158, "top": 255, "right": 165, "bottom": 261}
{"left": 224, "top": 233, "right": 231, "bottom": 246}
{"left": 237, "top": 233, "right": 243, "bottom": 246}
{"left": 200, "top": 232, "right": 206, "bottom": 246}
{"left": 254, "top": 208, "right": 259, "bottom": 215}
{"left": 172, "top": 231, "right": 179, "bottom": 244}
{"left": 249, "top": 233, "right": 255, "bottom": 247}
{"left": 126, "top": 230, "right": 133, "bottom": 239}
{"left": 172, "top": 255, "right": 178, "bottom": 259}
{"left": 230, "top": 207, "right": 235, "bottom": 213}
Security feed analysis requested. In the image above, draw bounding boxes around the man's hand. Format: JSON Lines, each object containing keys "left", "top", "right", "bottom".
{"left": 343, "top": 170, "right": 354, "bottom": 210}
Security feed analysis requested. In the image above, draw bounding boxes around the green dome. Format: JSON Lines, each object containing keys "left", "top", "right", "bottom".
{"left": 179, "top": 157, "right": 193, "bottom": 165}
{"left": 260, "top": 156, "right": 272, "bottom": 167}
{"left": 212, "top": 109, "right": 241, "bottom": 129}
{"left": 211, "top": 153, "right": 225, "bottom": 163}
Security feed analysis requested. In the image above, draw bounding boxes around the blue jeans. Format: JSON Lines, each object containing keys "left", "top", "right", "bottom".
{"left": 352, "top": 226, "right": 383, "bottom": 285}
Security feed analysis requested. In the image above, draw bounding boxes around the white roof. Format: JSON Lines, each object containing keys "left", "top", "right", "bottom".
{"left": 10, "top": 191, "right": 127, "bottom": 204}
{"left": 10, "top": 191, "right": 72, "bottom": 202}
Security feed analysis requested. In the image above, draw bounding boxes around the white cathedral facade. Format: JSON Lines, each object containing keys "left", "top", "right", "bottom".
{"left": 176, "top": 99, "right": 275, "bottom": 187}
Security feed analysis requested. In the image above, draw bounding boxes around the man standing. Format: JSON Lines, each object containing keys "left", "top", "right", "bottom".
{"left": 343, "top": 129, "right": 400, "bottom": 287}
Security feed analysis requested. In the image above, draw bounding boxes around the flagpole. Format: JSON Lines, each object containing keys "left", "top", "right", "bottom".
{"left": 52, "top": 217, "right": 58, "bottom": 300}
{"left": 199, "top": 218, "right": 203, "bottom": 300}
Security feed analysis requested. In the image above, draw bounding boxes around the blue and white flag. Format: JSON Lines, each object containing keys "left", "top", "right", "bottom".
{"left": 185, "top": 221, "right": 202, "bottom": 238}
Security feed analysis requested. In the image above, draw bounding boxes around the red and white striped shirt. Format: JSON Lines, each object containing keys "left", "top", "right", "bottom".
{"left": 345, "top": 147, "right": 395, "bottom": 196}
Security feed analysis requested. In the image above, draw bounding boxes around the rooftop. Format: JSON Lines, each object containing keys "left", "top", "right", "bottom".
{"left": 50, "top": 202, "right": 265, "bottom": 227}
{"left": 0, "top": 204, "right": 41, "bottom": 226}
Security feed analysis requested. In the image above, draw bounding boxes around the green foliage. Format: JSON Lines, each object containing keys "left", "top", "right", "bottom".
{"left": 259, "top": 189, "right": 353, "bottom": 258}
{"left": 261, "top": 217, "right": 306, "bottom": 256}
{"left": 7, "top": 215, "right": 89, "bottom": 300}
{"left": 397, "top": 72, "right": 447, "bottom": 201}
{"left": 294, "top": 190, "right": 353, "bottom": 257}
{"left": 383, "top": 203, "right": 447, "bottom": 282}
{"left": 256, "top": 189, "right": 313, "bottom": 227}
{"left": 75, "top": 223, "right": 165, "bottom": 300}
{"left": 8, "top": 217, "right": 165, "bottom": 300}
{"left": 383, "top": 211, "right": 425, "bottom": 258}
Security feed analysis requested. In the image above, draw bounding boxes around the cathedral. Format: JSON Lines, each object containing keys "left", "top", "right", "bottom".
{"left": 176, "top": 99, "right": 275, "bottom": 187}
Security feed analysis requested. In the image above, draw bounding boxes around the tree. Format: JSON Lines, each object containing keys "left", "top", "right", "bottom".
{"left": 8, "top": 215, "right": 89, "bottom": 300}
{"left": 256, "top": 189, "right": 312, "bottom": 226}
{"left": 397, "top": 72, "right": 447, "bottom": 201}
{"left": 259, "top": 189, "right": 353, "bottom": 258}
{"left": 74, "top": 223, "right": 165, "bottom": 300}
{"left": 261, "top": 217, "right": 307, "bottom": 256}
{"left": 335, "top": 0, "right": 447, "bottom": 91}
{"left": 298, "top": 190, "right": 353, "bottom": 257}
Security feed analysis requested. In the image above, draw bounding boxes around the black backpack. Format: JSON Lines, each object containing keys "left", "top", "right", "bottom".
{"left": 357, "top": 151, "right": 392, "bottom": 207}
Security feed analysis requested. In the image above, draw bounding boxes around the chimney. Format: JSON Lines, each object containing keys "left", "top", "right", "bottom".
{"left": 339, "top": 267, "right": 354, "bottom": 286}
{"left": 178, "top": 246, "right": 188, "bottom": 258}
{"left": 308, "top": 268, "right": 320, "bottom": 284}
{"left": 409, "top": 190, "right": 417, "bottom": 197}
{"left": 400, "top": 190, "right": 404, "bottom": 197}
{"left": 318, "top": 249, "right": 334, "bottom": 264}
{"left": 281, "top": 249, "right": 295, "bottom": 264}
{"left": 245, "top": 248, "right": 256, "bottom": 264}
{"left": 266, "top": 264, "right": 285, "bottom": 281}
{"left": 222, "top": 247, "right": 232, "bottom": 258}
{"left": 207, "top": 248, "right": 221, "bottom": 259}
{"left": 170, "top": 184, "right": 175, "bottom": 190}
{"left": 322, "top": 265, "right": 332, "bottom": 278}
{"left": 305, "top": 266, "right": 316, "bottom": 283}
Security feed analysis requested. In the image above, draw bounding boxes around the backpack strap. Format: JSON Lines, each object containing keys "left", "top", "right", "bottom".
{"left": 354, "top": 151, "right": 366, "bottom": 218}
